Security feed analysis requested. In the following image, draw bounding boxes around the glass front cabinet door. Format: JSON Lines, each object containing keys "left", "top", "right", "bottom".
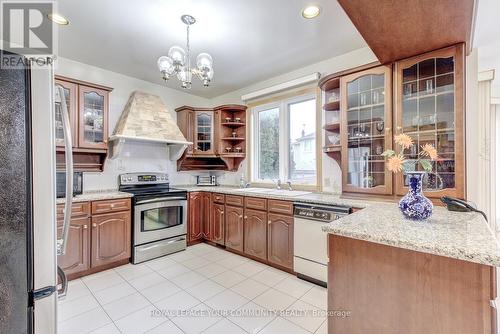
{"left": 341, "top": 65, "right": 393, "bottom": 195}
{"left": 194, "top": 110, "right": 215, "bottom": 155}
{"left": 54, "top": 79, "right": 78, "bottom": 147}
{"left": 395, "top": 45, "right": 464, "bottom": 199}
{"left": 78, "top": 85, "right": 109, "bottom": 149}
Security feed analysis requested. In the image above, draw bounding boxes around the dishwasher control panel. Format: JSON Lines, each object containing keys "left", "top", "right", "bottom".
{"left": 293, "top": 204, "right": 351, "bottom": 222}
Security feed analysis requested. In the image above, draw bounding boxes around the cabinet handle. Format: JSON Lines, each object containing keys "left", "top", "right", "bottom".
{"left": 92, "top": 223, "right": 97, "bottom": 228}
{"left": 83, "top": 225, "right": 88, "bottom": 229}
{"left": 239, "top": 215, "right": 243, "bottom": 218}
{"left": 268, "top": 220, "right": 271, "bottom": 225}
{"left": 244, "top": 216, "right": 247, "bottom": 219}
{"left": 110, "top": 204, "right": 115, "bottom": 208}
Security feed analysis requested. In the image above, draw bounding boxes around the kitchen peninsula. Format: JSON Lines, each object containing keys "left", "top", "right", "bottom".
{"left": 322, "top": 204, "right": 500, "bottom": 334}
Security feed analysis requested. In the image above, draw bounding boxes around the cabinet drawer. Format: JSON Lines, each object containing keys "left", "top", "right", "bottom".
{"left": 57, "top": 201, "right": 90, "bottom": 219}
{"left": 268, "top": 200, "right": 293, "bottom": 215}
{"left": 212, "top": 193, "right": 225, "bottom": 204}
{"left": 245, "top": 197, "right": 267, "bottom": 211}
{"left": 91, "top": 198, "right": 131, "bottom": 215}
{"left": 226, "top": 195, "right": 244, "bottom": 207}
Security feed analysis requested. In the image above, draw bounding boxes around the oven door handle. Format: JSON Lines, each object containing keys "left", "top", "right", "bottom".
{"left": 135, "top": 196, "right": 187, "bottom": 205}
{"left": 139, "top": 236, "right": 186, "bottom": 251}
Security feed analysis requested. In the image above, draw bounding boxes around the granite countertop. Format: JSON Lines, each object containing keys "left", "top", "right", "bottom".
{"left": 321, "top": 202, "right": 500, "bottom": 267}
{"left": 173, "top": 185, "right": 372, "bottom": 208}
{"left": 56, "top": 189, "right": 133, "bottom": 204}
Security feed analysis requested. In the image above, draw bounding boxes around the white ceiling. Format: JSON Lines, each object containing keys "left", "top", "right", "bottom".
{"left": 56, "top": 0, "right": 367, "bottom": 98}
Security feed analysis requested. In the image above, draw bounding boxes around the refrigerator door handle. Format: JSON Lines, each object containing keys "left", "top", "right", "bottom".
{"left": 56, "top": 266, "right": 68, "bottom": 299}
{"left": 55, "top": 86, "right": 73, "bottom": 256}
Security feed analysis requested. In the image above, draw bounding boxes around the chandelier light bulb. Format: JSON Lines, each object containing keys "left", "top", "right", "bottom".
{"left": 168, "top": 46, "right": 186, "bottom": 65}
{"left": 196, "top": 53, "right": 213, "bottom": 70}
{"left": 157, "top": 56, "right": 174, "bottom": 78}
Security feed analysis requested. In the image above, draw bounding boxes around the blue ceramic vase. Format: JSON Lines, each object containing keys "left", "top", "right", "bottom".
{"left": 399, "top": 172, "right": 433, "bottom": 220}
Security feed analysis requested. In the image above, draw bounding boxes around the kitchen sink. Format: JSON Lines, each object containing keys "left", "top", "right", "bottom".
{"left": 267, "top": 190, "right": 311, "bottom": 197}
{"left": 232, "top": 188, "right": 275, "bottom": 193}
{"left": 232, "top": 188, "right": 311, "bottom": 197}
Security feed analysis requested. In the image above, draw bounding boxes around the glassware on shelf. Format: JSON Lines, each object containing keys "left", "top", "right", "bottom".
{"left": 376, "top": 121, "right": 384, "bottom": 134}
{"left": 425, "top": 79, "right": 434, "bottom": 94}
{"left": 234, "top": 117, "right": 241, "bottom": 123}
{"left": 232, "top": 131, "right": 237, "bottom": 138}
{"left": 225, "top": 147, "right": 232, "bottom": 153}
{"left": 234, "top": 147, "right": 242, "bottom": 153}
{"left": 225, "top": 117, "right": 232, "bottom": 122}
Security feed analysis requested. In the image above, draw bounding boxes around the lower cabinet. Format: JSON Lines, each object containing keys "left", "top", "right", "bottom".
{"left": 211, "top": 202, "right": 225, "bottom": 245}
{"left": 188, "top": 192, "right": 204, "bottom": 243}
{"left": 225, "top": 205, "right": 244, "bottom": 252}
{"left": 57, "top": 217, "right": 90, "bottom": 276}
{"left": 57, "top": 199, "right": 131, "bottom": 280}
{"left": 202, "top": 192, "right": 212, "bottom": 240}
{"left": 267, "top": 213, "right": 294, "bottom": 270}
{"left": 244, "top": 208, "right": 268, "bottom": 261}
{"left": 91, "top": 211, "right": 131, "bottom": 268}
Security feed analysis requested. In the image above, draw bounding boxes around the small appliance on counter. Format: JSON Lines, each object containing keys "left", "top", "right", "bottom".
{"left": 196, "top": 175, "right": 218, "bottom": 186}
{"left": 56, "top": 171, "right": 83, "bottom": 198}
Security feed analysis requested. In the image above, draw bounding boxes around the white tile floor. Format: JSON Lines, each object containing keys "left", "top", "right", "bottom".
{"left": 58, "top": 243, "right": 328, "bottom": 334}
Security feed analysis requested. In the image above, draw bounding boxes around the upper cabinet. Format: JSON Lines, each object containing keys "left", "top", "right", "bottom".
{"left": 78, "top": 85, "right": 109, "bottom": 150}
{"left": 176, "top": 104, "right": 247, "bottom": 171}
{"left": 54, "top": 79, "right": 78, "bottom": 147}
{"left": 341, "top": 65, "right": 393, "bottom": 195}
{"left": 394, "top": 44, "right": 465, "bottom": 199}
{"left": 194, "top": 110, "right": 215, "bottom": 155}
{"left": 55, "top": 76, "right": 113, "bottom": 172}
{"left": 322, "top": 44, "right": 465, "bottom": 200}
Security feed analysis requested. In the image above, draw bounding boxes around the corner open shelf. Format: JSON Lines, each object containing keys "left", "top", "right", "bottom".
{"left": 319, "top": 75, "right": 342, "bottom": 165}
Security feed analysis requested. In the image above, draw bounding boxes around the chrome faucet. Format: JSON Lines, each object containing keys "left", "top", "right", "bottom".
{"left": 274, "top": 179, "right": 282, "bottom": 190}
{"left": 286, "top": 181, "right": 293, "bottom": 191}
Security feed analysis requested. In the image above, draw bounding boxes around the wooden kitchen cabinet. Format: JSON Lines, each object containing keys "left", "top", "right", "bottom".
{"left": 57, "top": 198, "right": 131, "bottom": 280}
{"left": 54, "top": 79, "right": 78, "bottom": 147}
{"left": 267, "top": 213, "right": 294, "bottom": 270}
{"left": 202, "top": 192, "right": 212, "bottom": 240}
{"left": 244, "top": 208, "right": 268, "bottom": 261}
{"left": 91, "top": 211, "right": 131, "bottom": 268}
{"left": 225, "top": 205, "right": 244, "bottom": 252}
{"left": 210, "top": 202, "right": 225, "bottom": 245}
{"left": 55, "top": 76, "right": 112, "bottom": 172}
{"left": 176, "top": 105, "right": 247, "bottom": 171}
{"left": 341, "top": 65, "right": 393, "bottom": 195}
{"left": 394, "top": 44, "right": 465, "bottom": 199}
{"left": 188, "top": 192, "right": 204, "bottom": 243}
{"left": 57, "top": 217, "right": 90, "bottom": 277}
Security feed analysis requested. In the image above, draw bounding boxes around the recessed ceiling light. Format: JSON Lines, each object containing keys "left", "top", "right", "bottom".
{"left": 302, "top": 5, "right": 321, "bottom": 19}
{"left": 47, "top": 13, "right": 69, "bottom": 25}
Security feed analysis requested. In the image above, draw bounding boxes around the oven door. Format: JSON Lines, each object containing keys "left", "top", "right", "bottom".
{"left": 134, "top": 198, "right": 187, "bottom": 245}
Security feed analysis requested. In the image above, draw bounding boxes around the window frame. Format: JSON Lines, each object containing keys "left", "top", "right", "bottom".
{"left": 250, "top": 91, "right": 319, "bottom": 189}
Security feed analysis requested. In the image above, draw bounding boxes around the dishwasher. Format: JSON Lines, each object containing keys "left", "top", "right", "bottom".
{"left": 294, "top": 203, "right": 351, "bottom": 286}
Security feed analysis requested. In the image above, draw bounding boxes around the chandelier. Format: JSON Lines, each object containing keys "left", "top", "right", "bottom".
{"left": 157, "top": 15, "right": 214, "bottom": 89}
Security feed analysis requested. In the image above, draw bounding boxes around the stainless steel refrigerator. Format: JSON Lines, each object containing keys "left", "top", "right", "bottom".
{"left": 0, "top": 51, "right": 66, "bottom": 333}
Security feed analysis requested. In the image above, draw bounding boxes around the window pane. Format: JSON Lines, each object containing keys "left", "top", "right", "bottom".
{"left": 289, "top": 99, "right": 316, "bottom": 184}
{"left": 258, "top": 107, "right": 280, "bottom": 180}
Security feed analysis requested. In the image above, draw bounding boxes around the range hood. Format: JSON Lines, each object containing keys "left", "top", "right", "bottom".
{"left": 108, "top": 91, "right": 192, "bottom": 160}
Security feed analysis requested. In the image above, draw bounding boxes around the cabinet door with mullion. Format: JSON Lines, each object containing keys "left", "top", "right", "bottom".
{"left": 394, "top": 45, "right": 464, "bottom": 199}
{"left": 78, "top": 85, "right": 109, "bottom": 149}
{"left": 54, "top": 79, "right": 78, "bottom": 147}
{"left": 341, "top": 65, "right": 393, "bottom": 195}
{"left": 194, "top": 110, "right": 215, "bottom": 156}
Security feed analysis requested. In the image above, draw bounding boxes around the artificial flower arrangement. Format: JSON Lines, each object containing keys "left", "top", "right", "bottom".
{"left": 381, "top": 134, "right": 439, "bottom": 173}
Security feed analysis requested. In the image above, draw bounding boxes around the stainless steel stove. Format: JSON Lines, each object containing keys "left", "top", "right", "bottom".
{"left": 119, "top": 172, "right": 187, "bottom": 264}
